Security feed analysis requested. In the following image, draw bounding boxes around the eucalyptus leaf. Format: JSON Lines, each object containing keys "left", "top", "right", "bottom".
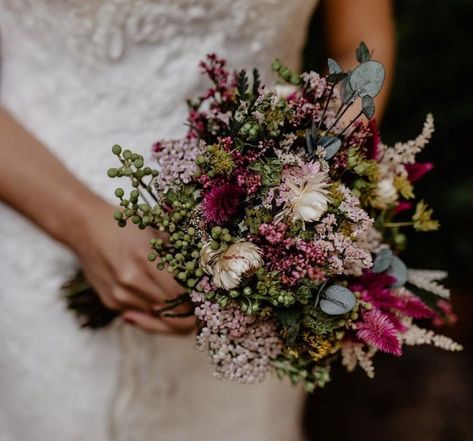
{"left": 305, "top": 129, "right": 314, "bottom": 158}
{"left": 356, "top": 42, "right": 371, "bottom": 63}
{"left": 327, "top": 58, "right": 342, "bottom": 74}
{"left": 311, "top": 118, "right": 318, "bottom": 140}
{"left": 349, "top": 61, "right": 385, "bottom": 98}
{"left": 362, "top": 95, "right": 375, "bottom": 119}
{"left": 341, "top": 76, "right": 357, "bottom": 104}
{"left": 372, "top": 248, "right": 394, "bottom": 273}
{"left": 327, "top": 72, "right": 347, "bottom": 84}
{"left": 320, "top": 285, "right": 356, "bottom": 315}
{"left": 319, "top": 136, "right": 342, "bottom": 160}
{"left": 387, "top": 255, "right": 408, "bottom": 288}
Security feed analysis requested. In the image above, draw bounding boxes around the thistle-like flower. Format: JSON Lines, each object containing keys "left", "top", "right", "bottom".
{"left": 278, "top": 172, "right": 331, "bottom": 224}
{"left": 200, "top": 241, "right": 263, "bottom": 290}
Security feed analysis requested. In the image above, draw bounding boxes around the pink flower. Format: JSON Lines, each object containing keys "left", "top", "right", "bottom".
{"left": 395, "top": 201, "right": 413, "bottom": 215}
{"left": 356, "top": 309, "right": 402, "bottom": 356}
{"left": 367, "top": 119, "right": 382, "bottom": 160}
{"left": 405, "top": 162, "right": 434, "bottom": 183}
{"left": 202, "top": 183, "right": 242, "bottom": 225}
{"left": 400, "top": 296, "right": 435, "bottom": 319}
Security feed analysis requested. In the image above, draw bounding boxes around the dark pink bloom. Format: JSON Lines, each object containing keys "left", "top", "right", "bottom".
{"left": 433, "top": 299, "right": 458, "bottom": 327}
{"left": 399, "top": 296, "right": 435, "bottom": 319}
{"left": 356, "top": 309, "right": 402, "bottom": 356}
{"left": 351, "top": 271, "right": 398, "bottom": 310}
{"left": 395, "top": 201, "right": 413, "bottom": 215}
{"left": 202, "top": 183, "right": 242, "bottom": 225}
{"left": 405, "top": 162, "right": 434, "bottom": 183}
{"left": 367, "top": 119, "right": 382, "bottom": 160}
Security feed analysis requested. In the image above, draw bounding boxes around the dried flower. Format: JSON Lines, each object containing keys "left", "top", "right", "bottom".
{"left": 200, "top": 241, "right": 263, "bottom": 290}
{"left": 277, "top": 167, "right": 331, "bottom": 224}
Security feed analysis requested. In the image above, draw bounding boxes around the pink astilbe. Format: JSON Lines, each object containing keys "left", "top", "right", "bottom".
{"left": 356, "top": 309, "right": 402, "bottom": 356}
{"left": 190, "top": 289, "right": 283, "bottom": 383}
{"left": 202, "top": 183, "right": 242, "bottom": 225}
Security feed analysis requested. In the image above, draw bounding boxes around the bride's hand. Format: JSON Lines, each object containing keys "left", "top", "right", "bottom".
{"left": 73, "top": 201, "right": 196, "bottom": 334}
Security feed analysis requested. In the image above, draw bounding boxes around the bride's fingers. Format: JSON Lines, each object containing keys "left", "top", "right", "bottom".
{"left": 110, "top": 288, "right": 151, "bottom": 311}
{"left": 122, "top": 310, "right": 196, "bottom": 334}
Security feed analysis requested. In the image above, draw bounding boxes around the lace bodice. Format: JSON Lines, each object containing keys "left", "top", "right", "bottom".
{"left": 0, "top": 2, "right": 318, "bottom": 440}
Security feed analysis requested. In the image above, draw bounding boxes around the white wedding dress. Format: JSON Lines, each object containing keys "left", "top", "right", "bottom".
{"left": 0, "top": 1, "right": 319, "bottom": 440}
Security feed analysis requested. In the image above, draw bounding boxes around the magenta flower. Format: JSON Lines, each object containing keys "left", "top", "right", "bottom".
{"left": 367, "top": 119, "right": 382, "bottom": 160}
{"left": 356, "top": 309, "right": 402, "bottom": 356}
{"left": 405, "top": 162, "right": 434, "bottom": 183}
{"left": 202, "top": 183, "right": 242, "bottom": 224}
{"left": 395, "top": 200, "right": 413, "bottom": 215}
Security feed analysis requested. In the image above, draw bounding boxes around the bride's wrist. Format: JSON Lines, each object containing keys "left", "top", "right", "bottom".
{"left": 58, "top": 192, "right": 114, "bottom": 255}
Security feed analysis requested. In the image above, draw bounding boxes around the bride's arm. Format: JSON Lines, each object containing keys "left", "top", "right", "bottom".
{"left": 323, "top": 0, "right": 396, "bottom": 120}
{"left": 0, "top": 108, "right": 194, "bottom": 333}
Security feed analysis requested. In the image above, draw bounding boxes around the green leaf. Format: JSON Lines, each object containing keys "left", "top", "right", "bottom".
{"left": 362, "top": 95, "right": 375, "bottom": 119}
{"left": 327, "top": 58, "right": 342, "bottom": 74}
{"left": 372, "top": 248, "right": 394, "bottom": 273}
{"left": 349, "top": 61, "right": 385, "bottom": 98}
{"left": 320, "top": 136, "right": 342, "bottom": 160}
{"left": 356, "top": 41, "right": 371, "bottom": 63}
{"left": 237, "top": 69, "right": 249, "bottom": 101}
{"left": 320, "top": 285, "right": 356, "bottom": 315}
{"left": 387, "top": 255, "right": 408, "bottom": 288}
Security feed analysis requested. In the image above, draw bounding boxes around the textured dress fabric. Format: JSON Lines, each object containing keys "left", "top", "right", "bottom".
{"left": 0, "top": 1, "right": 319, "bottom": 440}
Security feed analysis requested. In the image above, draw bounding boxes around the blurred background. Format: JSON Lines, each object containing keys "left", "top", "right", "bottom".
{"left": 303, "top": 0, "right": 473, "bottom": 439}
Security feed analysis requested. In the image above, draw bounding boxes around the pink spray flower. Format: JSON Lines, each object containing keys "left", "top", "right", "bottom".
{"left": 367, "top": 119, "right": 382, "bottom": 161}
{"left": 405, "top": 162, "right": 434, "bottom": 183}
{"left": 395, "top": 201, "right": 413, "bottom": 215}
{"left": 356, "top": 309, "right": 402, "bottom": 356}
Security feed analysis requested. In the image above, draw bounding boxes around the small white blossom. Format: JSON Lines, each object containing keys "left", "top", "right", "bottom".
{"left": 372, "top": 177, "right": 398, "bottom": 209}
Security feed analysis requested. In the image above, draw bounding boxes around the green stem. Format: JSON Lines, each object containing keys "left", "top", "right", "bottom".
{"left": 384, "top": 221, "right": 414, "bottom": 228}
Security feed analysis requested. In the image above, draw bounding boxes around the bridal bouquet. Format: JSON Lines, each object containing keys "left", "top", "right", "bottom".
{"left": 66, "top": 44, "right": 461, "bottom": 391}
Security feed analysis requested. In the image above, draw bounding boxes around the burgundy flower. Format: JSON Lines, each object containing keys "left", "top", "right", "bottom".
{"left": 367, "top": 119, "right": 382, "bottom": 160}
{"left": 405, "top": 162, "right": 434, "bottom": 183}
{"left": 202, "top": 183, "right": 242, "bottom": 225}
{"left": 356, "top": 309, "right": 402, "bottom": 356}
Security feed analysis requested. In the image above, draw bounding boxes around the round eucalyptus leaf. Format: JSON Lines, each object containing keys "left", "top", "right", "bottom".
{"left": 341, "top": 76, "right": 356, "bottom": 104}
{"left": 362, "top": 95, "right": 375, "bottom": 119}
{"left": 328, "top": 58, "right": 342, "bottom": 75}
{"left": 387, "top": 255, "right": 408, "bottom": 288}
{"left": 372, "top": 248, "right": 394, "bottom": 273}
{"left": 320, "top": 285, "right": 356, "bottom": 315}
{"left": 349, "top": 61, "right": 385, "bottom": 97}
{"left": 319, "top": 136, "right": 342, "bottom": 160}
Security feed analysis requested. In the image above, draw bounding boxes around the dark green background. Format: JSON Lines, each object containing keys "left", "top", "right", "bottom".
{"left": 303, "top": 1, "right": 473, "bottom": 440}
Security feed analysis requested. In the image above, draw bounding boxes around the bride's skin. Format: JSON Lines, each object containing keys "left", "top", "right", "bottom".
{"left": 0, "top": 0, "right": 394, "bottom": 334}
